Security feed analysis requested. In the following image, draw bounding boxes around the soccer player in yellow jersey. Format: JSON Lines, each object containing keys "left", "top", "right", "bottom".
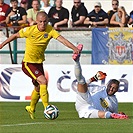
{"left": 0, "top": 11, "right": 80, "bottom": 119}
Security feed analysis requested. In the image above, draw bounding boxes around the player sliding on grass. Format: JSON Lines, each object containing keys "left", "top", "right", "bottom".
{"left": 72, "top": 44, "right": 128, "bottom": 119}
{"left": 0, "top": 11, "right": 80, "bottom": 119}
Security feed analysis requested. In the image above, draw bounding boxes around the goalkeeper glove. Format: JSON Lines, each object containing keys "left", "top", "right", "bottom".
{"left": 91, "top": 71, "right": 107, "bottom": 82}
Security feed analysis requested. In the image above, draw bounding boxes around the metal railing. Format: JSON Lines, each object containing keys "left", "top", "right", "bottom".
{"left": 0, "top": 26, "right": 92, "bottom": 64}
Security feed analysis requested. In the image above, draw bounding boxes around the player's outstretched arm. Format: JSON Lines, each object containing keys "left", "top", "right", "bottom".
{"left": 0, "top": 32, "right": 20, "bottom": 49}
{"left": 56, "top": 35, "right": 80, "bottom": 54}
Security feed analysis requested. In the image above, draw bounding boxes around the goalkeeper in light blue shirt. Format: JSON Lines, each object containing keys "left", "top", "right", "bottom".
{"left": 72, "top": 44, "right": 128, "bottom": 119}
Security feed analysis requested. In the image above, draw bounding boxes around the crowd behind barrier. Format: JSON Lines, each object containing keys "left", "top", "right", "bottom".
{"left": 0, "top": 0, "right": 133, "bottom": 28}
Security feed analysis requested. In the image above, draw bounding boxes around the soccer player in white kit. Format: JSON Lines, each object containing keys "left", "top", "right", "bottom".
{"left": 72, "top": 44, "right": 128, "bottom": 119}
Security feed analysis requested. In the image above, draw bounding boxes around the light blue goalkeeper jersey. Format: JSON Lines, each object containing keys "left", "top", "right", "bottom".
{"left": 89, "top": 86, "right": 118, "bottom": 113}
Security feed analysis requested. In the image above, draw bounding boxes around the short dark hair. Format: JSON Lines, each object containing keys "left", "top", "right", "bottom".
{"left": 10, "top": 0, "right": 18, "bottom": 3}
{"left": 36, "top": 11, "right": 48, "bottom": 18}
{"left": 32, "top": 0, "right": 40, "bottom": 4}
{"left": 112, "top": 0, "right": 119, "bottom": 5}
{"left": 109, "top": 79, "right": 120, "bottom": 85}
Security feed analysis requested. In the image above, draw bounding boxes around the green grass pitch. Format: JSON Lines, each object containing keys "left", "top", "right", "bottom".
{"left": 0, "top": 102, "right": 133, "bottom": 133}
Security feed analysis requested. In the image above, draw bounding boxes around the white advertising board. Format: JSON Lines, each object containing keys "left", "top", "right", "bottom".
{"left": 0, "top": 64, "right": 133, "bottom": 102}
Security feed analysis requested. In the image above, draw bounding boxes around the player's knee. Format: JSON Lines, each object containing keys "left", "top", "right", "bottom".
{"left": 98, "top": 111, "right": 106, "bottom": 118}
{"left": 89, "top": 110, "right": 99, "bottom": 118}
{"left": 40, "top": 79, "right": 47, "bottom": 85}
{"left": 78, "top": 76, "right": 86, "bottom": 84}
{"left": 37, "top": 76, "right": 48, "bottom": 85}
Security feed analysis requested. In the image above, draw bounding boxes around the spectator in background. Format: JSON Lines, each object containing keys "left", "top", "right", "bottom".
{"left": 84, "top": 2, "right": 108, "bottom": 27}
{"left": 110, "top": 6, "right": 129, "bottom": 27}
{"left": 40, "top": 0, "right": 51, "bottom": 14}
{"left": 70, "top": 0, "right": 88, "bottom": 27}
{"left": 108, "top": 0, "right": 119, "bottom": 27}
{"left": 48, "top": 0, "right": 69, "bottom": 29}
{"left": 5, "top": 0, "right": 27, "bottom": 26}
{"left": 20, "top": 0, "right": 28, "bottom": 10}
{"left": 128, "top": 10, "right": 133, "bottom": 27}
{"left": 0, "top": 0, "right": 10, "bottom": 26}
{"left": 27, "top": 0, "right": 32, "bottom": 9}
{"left": 27, "top": 0, "right": 40, "bottom": 26}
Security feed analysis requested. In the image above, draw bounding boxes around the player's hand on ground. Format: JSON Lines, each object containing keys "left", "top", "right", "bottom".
{"left": 94, "top": 71, "right": 107, "bottom": 81}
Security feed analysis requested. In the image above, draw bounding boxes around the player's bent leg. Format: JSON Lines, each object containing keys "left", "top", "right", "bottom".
{"left": 75, "top": 93, "right": 94, "bottom": 118}
{"left": 89, "top": 110, "right": 99, "bottom": 118}
{"left": 91, "top": 111, "right": 128, "bottom": 119}
{"left": 77, "top": 83, "right": 88, "bottom": 93}
{"left": 77, "top": 108, "right": 99, "bottom": 118}
{"left": 98, "top": 111, "right": 128, "bottom": 119}
{"left": 89, "top": 110, "right": 111, "bottom": 118}
{"left": 74, "top": 54, "right": 86, "bottom": 85}
{"left": 79, "top": 110, "right": 111, "bottom": 119}
{"left": 74, "top": 61, "right": 86, "bottom": 84}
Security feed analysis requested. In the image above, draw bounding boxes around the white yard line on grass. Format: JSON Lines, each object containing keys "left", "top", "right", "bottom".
{"left": 0, "top": 122, "right": 44, "bottom": 127}
{"left": 0, "top": 121, "right": 130, "bottom": 127}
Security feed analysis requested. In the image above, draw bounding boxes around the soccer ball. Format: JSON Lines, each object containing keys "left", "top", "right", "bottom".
{"left": 44, "top": 105, "right": 59, "bottom": 120}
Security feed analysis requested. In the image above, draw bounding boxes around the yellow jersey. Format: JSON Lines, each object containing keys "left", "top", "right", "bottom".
{"left": 19, "top": 25, "right": 60, "bottom": 63}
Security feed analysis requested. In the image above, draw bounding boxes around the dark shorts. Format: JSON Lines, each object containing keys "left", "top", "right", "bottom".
{"left": 22, "top": 62, "right": 44, "bottom": 86}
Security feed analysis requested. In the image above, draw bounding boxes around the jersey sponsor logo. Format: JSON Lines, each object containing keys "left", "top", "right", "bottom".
{"left": 0, "top": 12, "right": 5, "bottom": 16}
{"left": 57, "top": 71, "right": 129, "bottom": 93}
{"left": 0, "top": 7, "right": 5, "bottom": 16}
{"left": 10, "top": 13, "right": 21, "bottom": 21}
{"left": 0, "top": 68, "right": 130, "bottom": 100}
{"left": 52, "top": 13, "right": 59, "bottom": 19}
{"left": 0, "top": 67, "right": 21, "bottom": 100}
{"left": 76, "top": 13, "right": 79, "bottom": 17}
{"left": 44, "top": 33, "right": 48, "bottom": 38}
{"left": 99, "top": 17, "right": 103, "bottom": 20}
{"left": 91, "top": 16, "right": 96, "bottom": 19}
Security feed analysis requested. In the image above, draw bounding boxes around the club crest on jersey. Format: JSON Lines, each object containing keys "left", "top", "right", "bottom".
{"left": 100, "top": 98, "right": 108, "bottom": 108}
{"left": 35, "top": 70, "right": 39, "bottom": 75}
{"left": 23, "top": 27, "right": 27, "bottom": 32}
{"left": 44, "top": 33, "right": 48, "bottom": 38}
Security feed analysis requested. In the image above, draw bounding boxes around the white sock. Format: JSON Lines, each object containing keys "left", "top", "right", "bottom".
{"left": 105, "top": 111, "right": 112, "bottom": 118}
{"left": 74, "top": 60, "right": 86, "bottom": 84}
